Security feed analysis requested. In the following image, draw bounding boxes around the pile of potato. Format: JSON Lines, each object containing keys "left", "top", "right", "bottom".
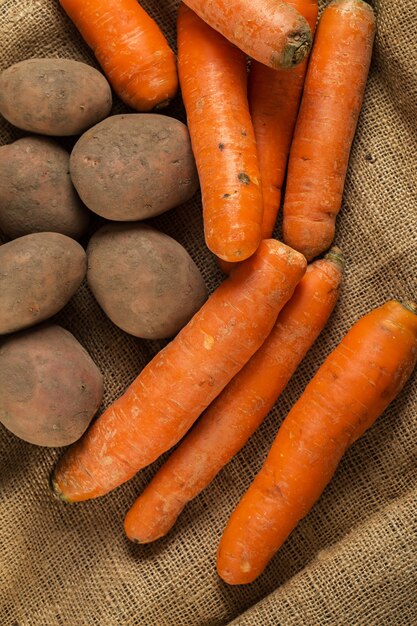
{"left": 0, "top": 58, "right": 206, "bottom": 447}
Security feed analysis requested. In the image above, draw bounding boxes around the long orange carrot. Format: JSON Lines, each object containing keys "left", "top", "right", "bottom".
{"left": 282, "top": 0, "right": 376, "bottom": 261}
{"left": 59, "top": 0, "right": 178, "bottom": 111}
{"left": 52, "top": 240, "right": 306, "bottom": 503}
{"left": 249, "top": 0, "right": 318, "bottom": 239}
{"left": 124, "top": 248, "right": 343, "bottom": 544}
{"left": 217, "top": 300, "right": 417, "bottom": 585}
{"left": 183, "top": 0, "right": 312, "bottom": 70}
{"left": 177, "top": 5, "right": 263, "bottom": 263}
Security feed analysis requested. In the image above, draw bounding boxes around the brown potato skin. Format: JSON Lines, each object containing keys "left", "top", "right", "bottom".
{"left": 0, "top": 232, "right": 87, "bottom": 335}
{"left": 70, "top": 114, "right": 199, "bottom": 221}
{"left": 87, "top": 223, "right": 207, "bottom": 339}
{"left": 0, "top": 324, "right": 103, "bottom": 447}
{"left": 0, "top": 58, "right": 112, "bottom": 136}
{"left": 0, "top": 136, "right": 90, "bottom": 240}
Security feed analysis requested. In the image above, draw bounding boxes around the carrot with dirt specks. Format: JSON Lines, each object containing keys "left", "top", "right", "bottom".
{"left": 51, "top": 240, "right": 306, "bottom": 503}
{"left": 249, "top": 0, "right": 318, "bottom": 239}
{"left": 183, "top": 0, "right": 312, "bottom": 70}
{"left": 124, "top": 248, "right": 343, "bottom": 544}
{"left": 59, "top": 0, "right": 178, "bottom": 111}
{"left": 282, "top": 0, "right": 376, "bottom": 261}
{"left": 178, "top": 4, "right": 263, "bottom": 263}
{"left": 217, "top": 299, "right": 417, "bottom": 584}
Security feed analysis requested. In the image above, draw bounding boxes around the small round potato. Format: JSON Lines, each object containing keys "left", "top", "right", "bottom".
{"left": 0, "top": 136, "right": 90, "bottom": 240}
{"left": 0, "top": 58, "right": 112, "bottom": 136}
{"left": 70, "top": 114, "right": 199, "bottom": 221}
{"left": 0, "top": 324, "right": 103, "bottom": 447}
{"left": 87, "top": 223, "right": 207, "bottom": 339}
{"left": 0, "top": 232, "right": 87, "bottom": 335}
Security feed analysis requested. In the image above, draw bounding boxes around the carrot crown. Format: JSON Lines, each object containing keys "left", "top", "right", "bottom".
{"left": 324, "top": 246, "right": 345, "bottom": 269}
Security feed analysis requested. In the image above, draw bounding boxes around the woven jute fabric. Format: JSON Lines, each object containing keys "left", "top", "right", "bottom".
{"left": 1, "top": 1, "right": 416, "bottom": 624}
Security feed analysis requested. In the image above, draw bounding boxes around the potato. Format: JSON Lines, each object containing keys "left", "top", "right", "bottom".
{"left": 0, "top": 136, "right": 90, "bottom": 240}
{"left": 0, "top": 232, "right": 86, "bottom": 335}
{"left": 0, "top": 324, "right": 103, "bottom": 447}
{"left": 87, "top": 223, "right": 207, "bottom": 339}
{"left": 0, "top": 58, "right": 112, "bottom": 136}
{"left": 70, "top": 114, "right": 199, "bottom": 221}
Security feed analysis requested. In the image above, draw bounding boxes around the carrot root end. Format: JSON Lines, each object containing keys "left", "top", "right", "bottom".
{"left": 49, "top": 473, "right": 72, "bottom": 504}
{"left": 325, "top": 246, "right": 345, "bottom": 269}
{"left": 154, "top": 98, "right": 172, "bottom": 111}
{"left": 276, "top": 29, "right": 312, "bottom": 69}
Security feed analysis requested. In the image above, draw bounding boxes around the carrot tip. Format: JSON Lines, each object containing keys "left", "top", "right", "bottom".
{"left": 276, "top": 29, "right": 312, "bottom": 69}
{"left": 400, "top": 301, "right": 417, "bottom": 316}
{"left": 49, "top": 472, "right": 72, "bottom": 504}
{"left": 154, "top": 98, "right": 172, "bottom": 110}
{"left": 325, "top": 246, "right": 345, "bottom": 269}
{"left": 293, "top": 39, "right": 312, "bottom": 66}
{"left": 125, "top": 536, "right": 142, "bottom": 544}
{"left": 125, "top": 532, "right": 155, "bottom": 544}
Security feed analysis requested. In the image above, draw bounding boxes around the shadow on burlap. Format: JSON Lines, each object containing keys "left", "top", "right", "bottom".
{"left": 0, "top": 1, "right": 416, "bottom": 624}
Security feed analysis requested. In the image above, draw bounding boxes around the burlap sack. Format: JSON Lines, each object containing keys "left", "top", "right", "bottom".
{"left": 1, "top": 1, "right": 416, "bottom": 624}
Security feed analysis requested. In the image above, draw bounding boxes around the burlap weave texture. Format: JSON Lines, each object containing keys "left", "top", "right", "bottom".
{"left": 0, "top": 1, "right": 416, "bottom": 624}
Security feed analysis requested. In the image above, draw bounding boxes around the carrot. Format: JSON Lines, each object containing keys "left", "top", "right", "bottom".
{"left": 249, "top": 0, "right": 318, "bottom": 240}
{"left": 177, "top": 5, "right": 263, "bottom": 263}
{"left": 124, "top": 248, "right": 343, "bottom": 544}
{"left": 51, "top": 240, "right": 306, "bottom": 503}
{"left": 59, "top": 0, "right": 178, "bottom": 111}
{"left": 182, "top": 0, "right": 313, "bottom": 70}
{"left": 217, "top": 300, "right": 417, "bottom": 585}
{"left": 282, "top": 0, "right": 376, "bottom": 261}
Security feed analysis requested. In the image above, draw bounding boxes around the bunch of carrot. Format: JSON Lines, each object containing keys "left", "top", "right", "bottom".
{"left": 177, "top": 0, "right": 375, "bottom": 264}
{"left": 52, "top": 0, "right": 417, "bottom": 587}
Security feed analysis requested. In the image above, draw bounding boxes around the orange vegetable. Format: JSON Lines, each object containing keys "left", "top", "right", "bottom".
{"left": 124, "top": 248, "right": 343, "bottom": 544}
{"left": 177, "top": 4, "right": 263, "bottom": 263}
{"left": 282, "top": 0, "right": 376, "bottom": 260}
{"left": 59, "top": 0, "right": 178, "bottom": 111}
{"left": 182, "top": 0, "right": 312, "bottom": 69}
{"left": 217, "top": 300, "right": 417, "bottom": 584}
{"left": 249, "top": 0, "right": 318, "bottom": 239}
{"left": 52, "top": 240, "right": 306, "bottom": 503}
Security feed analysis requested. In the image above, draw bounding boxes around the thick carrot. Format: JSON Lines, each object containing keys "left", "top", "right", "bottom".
{"left": 217, "top": 300, "right": 417, "bottom": 584}
{"left": 218, "top": 0, "right": 317, "bottom": 276}
{"left": 124, "top": 248, "right": 343, "bottom": 544}
{"left": 282, "top": 0, "right": 376, "bottom": 261}
{"left": 183, "top": 0, "right": 312, "bottom": 70}
{"left": 249, "top": 0, "right": 318, "bottom": 239}
{"left": 59, "top": 0, "right": 178, "bottom": 111}
{"left": 52, "top": 240, "right": 306, "bottom": 503}
{"left": 177, "top": 5, "right": 263, "bottom": 263}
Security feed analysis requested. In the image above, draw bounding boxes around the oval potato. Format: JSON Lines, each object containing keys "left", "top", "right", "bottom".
{"left": 0, "top": 136, "right": 90, "bottom": 240}
{"left": 0, "top": 232, "right": 87, "bottom": 335}
{"left": 0, "top": 58, "right": 112, "bottom": 136}
{"left": 87, "top": 223, "right": 207, "bottom": 339}
{"left": 0, "top": 324, "right": 103, "bottom": 447}
{"left": 70, "top": 114, "right": 199, "bottom": 220}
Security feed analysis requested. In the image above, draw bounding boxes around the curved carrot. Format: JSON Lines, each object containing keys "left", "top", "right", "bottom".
{"left": 59, "top": 0, "right": 178, "bottom": 111}
{"left": 183, "top": 0, "right": 312, "bottom": 70}
{"left": 282, "top": 0, "right": 376, "bottom": 260}
{"left": 124, "top": 248, "right": 343, "bottom": 544}
{"left": 52, "top": 240, "right": 306, "bottom": 503}
{"left": 178, "top": 5, "right": 263, "bottom": 263}
{"left": 249, "top": 0, "right": 318, "bottom": 239}
{"left": 217, "top": 300, "right": 417, "bottom": 584}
